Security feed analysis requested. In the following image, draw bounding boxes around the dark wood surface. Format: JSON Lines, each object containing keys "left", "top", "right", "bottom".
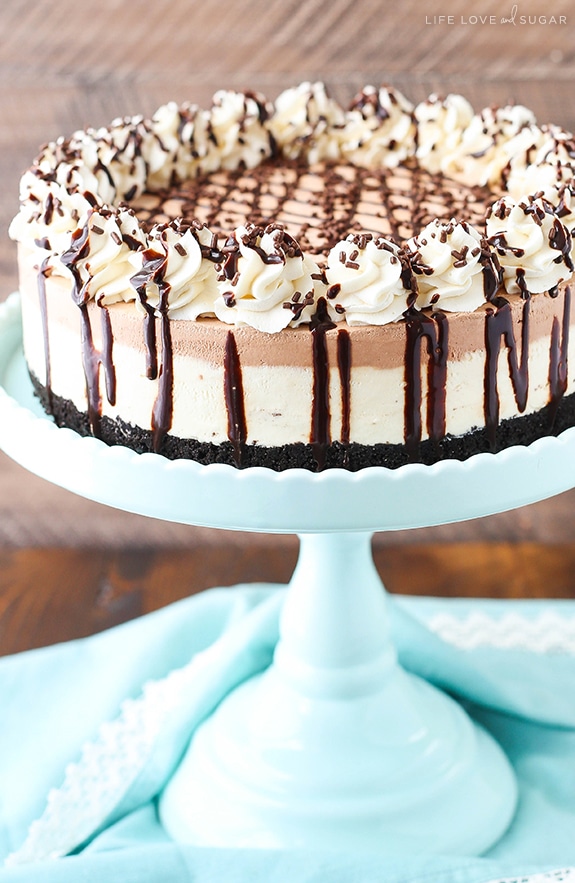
{"left": 1, "top": 0, "right": 575, "bottom": 652}
{"left": 2, "top": 541, "right": 575, "bottom": 656}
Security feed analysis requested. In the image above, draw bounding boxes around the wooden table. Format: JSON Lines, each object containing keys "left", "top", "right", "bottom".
{"left": 2, "top": 540, "right": 575, "bottom": 656}
{"left": 1, "top": 0, "right": 575, "bottom": 653}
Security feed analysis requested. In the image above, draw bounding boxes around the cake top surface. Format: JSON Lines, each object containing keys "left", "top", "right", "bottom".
{"left": 9, "top": 82, "right": 575, "bottom": 332}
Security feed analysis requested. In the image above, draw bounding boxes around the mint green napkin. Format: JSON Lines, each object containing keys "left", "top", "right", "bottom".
{"left": 1, "top": 586, "right": 574, "bottom": 882}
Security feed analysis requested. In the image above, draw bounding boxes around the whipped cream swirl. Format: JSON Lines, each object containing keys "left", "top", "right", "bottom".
{"left": 214, "top": 224, "right": 323, "bottom": 333}
{"left": 407, "top": 219, "right": 501, "bottom": 311}
{"left": 210, "top": 90, "right": 274, "bottom": 170}
{"left": 60, "top": 208, "right": 146, "bottom": 305}
{"left": 127, "top": 222, "right": 220, "bottom": 319}
{"left": 11, "top": 82, "right": 575, "bottom": 335}
{"left": 268, "top": 82, "right": 345, "bottom": 164}
{"left": 341, "top": 85, "right": 416, "bottom": 169}
{"left": 506, "top": 126, "right": 575, "bottom": 200}
{"left": 325, "top": 233, "right": 412, "bottom": 325}
{"left": 140, "top": 103, "right": 214, "bottom": 189}
{"left": 9, "top": 172, "right": 94, "bottom": 263}
{"left": 415, "top": 93, "right": 474, "bottom": 176}
{"left": 486, "top": 196, "right": 574, "bottom": 294}
{"left": 446, "top": 104, "right": 538, "bottom": 187}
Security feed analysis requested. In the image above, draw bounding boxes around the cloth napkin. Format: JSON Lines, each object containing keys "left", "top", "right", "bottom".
{"left": 1, "top": 584, "right": 574, "bottom": 883}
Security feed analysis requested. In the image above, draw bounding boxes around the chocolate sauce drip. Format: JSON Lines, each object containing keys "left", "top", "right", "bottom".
{"left": 37, "top": 257, "right": 53, "bottom": 413}
{"left": 151, "top": 312, "right": 174, "bottom": 453}
{"left": 310, "top": 298, "right": 337, "bottom": 470}
{"left": 61, "top": 225, "right": 91, "bottom": 305}
{"left": 480, "top": 239, "right": 503, "bottom": 302}
{"left": 549, "top": 218, "right": 574, "bottom": 272}
{"left": 99, "top": 304, "right": 116, "bottom": 406}
{"left": 222, "top": 235, "right": 241, "bottom": 281}
{"left": 130, "top": 248, "right": 175, "bottom": 449}
{"left": 143, "top": 307, "right": 158, "bottom": 380}
{"left": 549, "top": 285, "right": 571, "bottom": 425}
{"left": 223, "top": 331, "right": 247, "bottom": 466}
{"left": 61, "top": 225, "right": 105, "bottom": 437}
{"left": 403, "top": 309, "right": 448, "bottom": 461}
{"left": 78, "top": 303, "right": 102, "bottom": 438}
{"left": 484, "top": 295, "right": 530, "bottom": 448}
{"left": 337, "top": 329, "right": 352, "bottom": 448}
{"left": 130, "top": 250, "right": 163, "bottom": 378}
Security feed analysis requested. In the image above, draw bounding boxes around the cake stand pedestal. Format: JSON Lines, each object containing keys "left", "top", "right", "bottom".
{"left": 160, "top": 530, "right": 515, "bottom": 855}
{"left": 2, "top": 292, "right": 575, "bottom": 855}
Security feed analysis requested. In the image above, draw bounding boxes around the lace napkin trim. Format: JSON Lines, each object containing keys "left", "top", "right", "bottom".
{"left": 488, "top": 870, "right": 575, "bottom": 883}
{"left": 426, "top": 610, "right": 575, "bottom": 654}
{"left": 5, "top": 640, "right": 224, "bottom": 866}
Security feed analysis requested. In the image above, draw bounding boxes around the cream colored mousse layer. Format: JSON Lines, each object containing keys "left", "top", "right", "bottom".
{"left": 19, "top": 248, "right": 575, "bottom": 448}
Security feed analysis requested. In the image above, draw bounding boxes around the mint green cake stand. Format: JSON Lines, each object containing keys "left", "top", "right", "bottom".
{"left": 3, "top": 292, "right": 575, "bottom": 854}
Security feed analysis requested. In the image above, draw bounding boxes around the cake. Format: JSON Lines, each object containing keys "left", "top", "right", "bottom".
{"left": 9, "top": 82, "right": 575, "bottom": 471}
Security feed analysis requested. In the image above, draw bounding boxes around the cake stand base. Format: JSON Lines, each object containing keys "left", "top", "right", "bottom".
{"left": 160, "top": 532, "right": 517, "bottom": 855}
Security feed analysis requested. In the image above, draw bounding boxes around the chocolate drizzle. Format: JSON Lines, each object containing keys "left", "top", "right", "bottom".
{"left": 484, "top": 295, "right": 530, "bottom": 448}
{"left": 549, "top": 285, "right": 571, "bottom": 425}
{"left": 61, "top": 226, "right": 106, "bottom": 437}
{"left": 37, "top": 256, "right": 53, "bottom": 413}
{"left": 151, "top": 312, "right": 174, "bottom": 453}
{"left": 310, "top": 297, "right": 337, "bottom": 471}
{"left": 78, "top": 304, "right": 103, "bottom": 438}
{"left": 337, "top": 329, "right": 352, "bottom": 448}
{"left": 99, "top": 304, "right": 116, "bottom": 406}
{"left": 130, "top": 248, "right": 175, "bottom": 452}
{"left": 130, "top": 249, "right": 164, "bottom": 381}
{"left": 403, "top": 309, "right": 448, "bottom": 461}
{"left": 223, "top": 331, "right": 247, "bottom": 466}
{"left": 143, "top": 307, "right": 159, "bottom": 380}
{"left": 130, "top": 158, "right": 494, "bottom": 256}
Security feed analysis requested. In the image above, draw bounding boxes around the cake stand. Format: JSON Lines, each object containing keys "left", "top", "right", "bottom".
{"left": 2, "top": 291, "right": 575, "bottom": 856}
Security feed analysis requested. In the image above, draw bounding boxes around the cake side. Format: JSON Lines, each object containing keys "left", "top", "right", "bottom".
{"left": 19, "top": 245, "right": 575, "bottom": 469}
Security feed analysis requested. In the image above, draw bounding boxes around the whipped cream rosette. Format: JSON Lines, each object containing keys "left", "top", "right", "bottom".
{"left": 341, "top": 85, "right": 416, "bottom": 169}
{"left": 414, "top": 93, "right": 474, "bottom": 176}
{"left": 325, "top": 233, "right": 411, "bottom": 325}
{"left": 90, "top": 116, "right": 150, "bottom": 202}
{"left": 268, "top": 82, "right": 345, "bottom": 164}
{"left": 141, "top": 102, "right": 218, "bottom": 190}
{"left": 210, "top": 90, "right": 274, "bottom": 170}
{"left": 505, "top": 161, "right": 574, "bottom": 203}
{"left": 506, "top": 126, "right": 575, "bottom": 202}
{"left": 59, "top": 208, "right": 147, "bottom": 306}
{"left": 9, "top": 172, "right": 94, "bottom": 263}
{"left": 213, "top": 224, "right": 323, "bottom": 333}
{"left": 129, "top": 222, "right": 220, "bottom": 319}
{"left": 407, "top": 219, "right": 501, "bottom": 312}
{"left": 486, "top": 196, "right": 574, "bottom": 295}
{"left": 445, "top": 104, "right": 538, "bottom": 187}
{"left": 52, "top": 129, "right": 119, "bottom": 205}
{"left": 534, "top": 125, "right": 575, "bottom": 169}
{"left": 176, "top": 103, "right": 222, "bottom": 180}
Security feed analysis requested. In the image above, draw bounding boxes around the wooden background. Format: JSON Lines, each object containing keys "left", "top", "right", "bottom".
{"left": 1, "top": 0, "right": 575, "bottom": 653}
